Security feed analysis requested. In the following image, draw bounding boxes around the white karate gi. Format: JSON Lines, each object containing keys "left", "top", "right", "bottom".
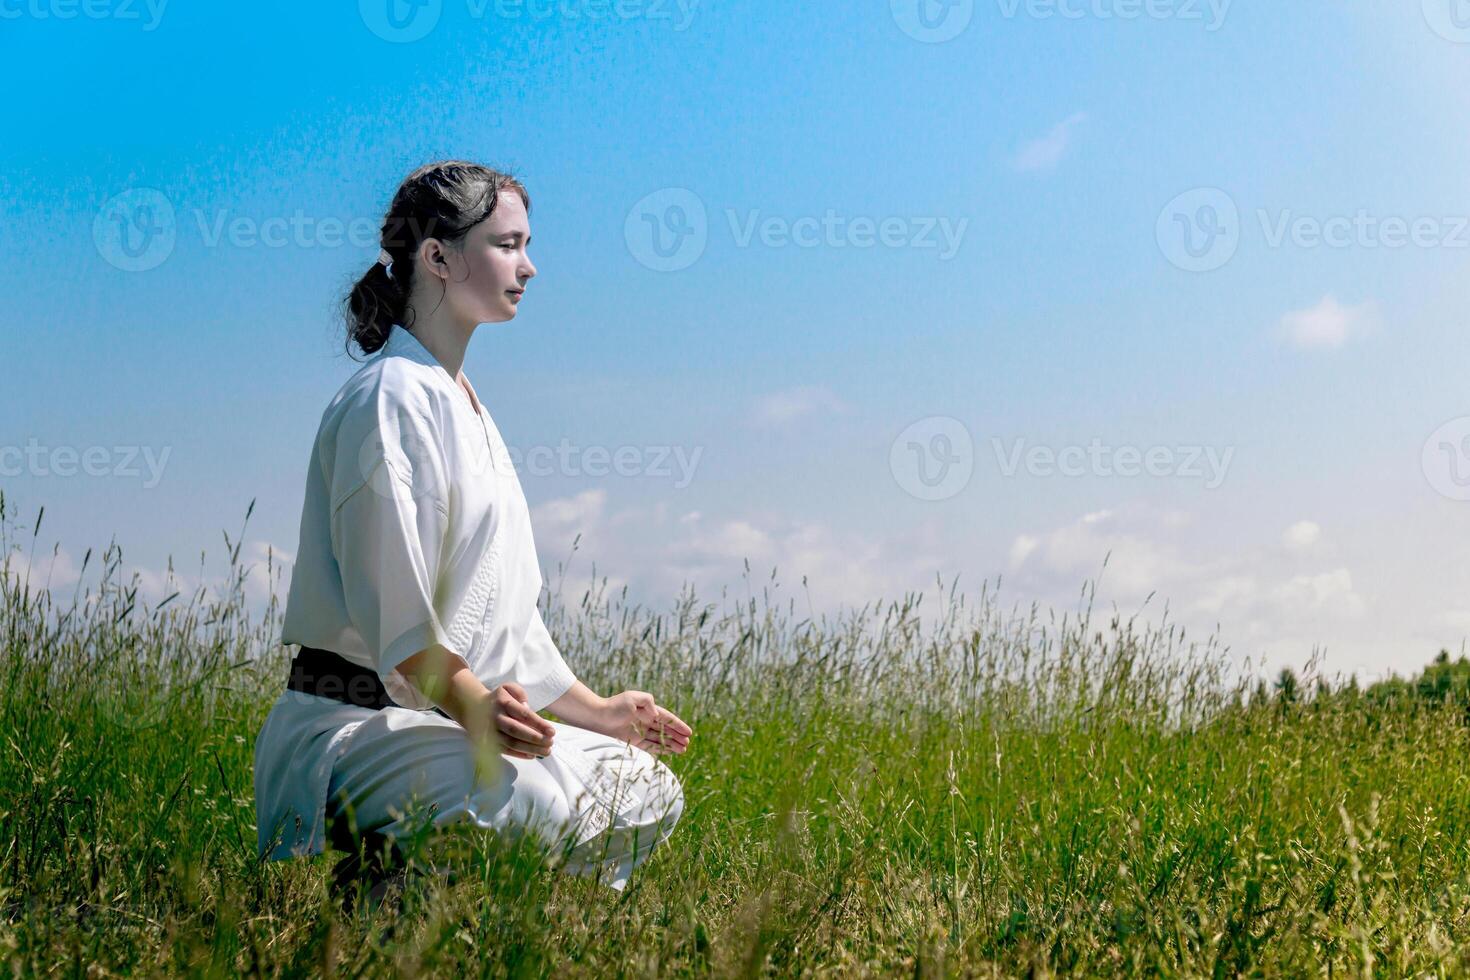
{"left": 253, "top": 325, "right": 684, "bottom": 890}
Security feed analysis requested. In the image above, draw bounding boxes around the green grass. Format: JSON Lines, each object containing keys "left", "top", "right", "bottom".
{"left": 4, "top": 490, "right": 1470, "bottom": 977}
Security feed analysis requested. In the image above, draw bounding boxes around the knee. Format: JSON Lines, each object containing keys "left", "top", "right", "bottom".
{"left": 510, "top": 770, "right": 575, "bottom": 843}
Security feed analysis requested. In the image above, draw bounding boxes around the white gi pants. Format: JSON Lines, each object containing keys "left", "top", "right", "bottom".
{"left": 322, "top": 707, "right": 685, "bottom": 891}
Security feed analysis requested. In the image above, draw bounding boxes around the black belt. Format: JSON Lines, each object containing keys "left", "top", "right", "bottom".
{"left": 288, "top": 645, "right": 451, "bottom": 719}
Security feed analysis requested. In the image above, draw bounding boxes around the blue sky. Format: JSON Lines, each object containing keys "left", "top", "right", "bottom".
{"left": 4, "top": 0, "right": 1470, "bottom": 683}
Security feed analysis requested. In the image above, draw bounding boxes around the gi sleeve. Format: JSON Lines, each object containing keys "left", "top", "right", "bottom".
{"left": 516, "top": 603, "right": 579, "bottom": 712}
{"left": 327, "top": 400, "right": 453, "bottom": 699}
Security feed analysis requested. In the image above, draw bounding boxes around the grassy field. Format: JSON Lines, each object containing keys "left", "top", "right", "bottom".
{"left": 5, "top": 492, "right": 1470, "bottom": 977}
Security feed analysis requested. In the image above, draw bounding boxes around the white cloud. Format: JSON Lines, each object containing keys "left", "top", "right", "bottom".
{"left": 532, "top": 488, "right": 608, "bottom": 556}
{"left": 1012, "top": 112, "right": 1087, "bottom": 173}
{"left": 528, "top": 491, "right": 947, "bottom": 620}
{"left": 2, "top": 538, "right": 292, "bottom": 622}
{"left": 1282, "top": 520, "right": 1321, "bottom": 550}
{"left": 1278, "top": 295, "right": 1377, "bottom": 350}
{"left": 1190, "top": 574, "right": 1259, "bottom": 616}
{"left": 1008, "top": 533, "right": 1039, "bottom": 568}
{"left": 749, "top": 386, "right": 854, "bottom": 427}
{"left": 530, "top": 489, "right": 627, "bottom": 597}
{"left": 1, "top": 544, "right": 82, "bottom": 594}
{"left": 242, "top": 540, "right": 292, "bottom": 610}
{"left": 1271, "top": 568, "right": 1365, "bottom": 618}
{"left": 1007, "top": 508, "right": 1194, "bottom": 600}
{"left": 1004, "top": 507, "right": 1372, "bottom": 678}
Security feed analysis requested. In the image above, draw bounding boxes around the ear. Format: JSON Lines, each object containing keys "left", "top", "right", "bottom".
{"left": 417, "top": 237, "right": 452, "bottom": 282}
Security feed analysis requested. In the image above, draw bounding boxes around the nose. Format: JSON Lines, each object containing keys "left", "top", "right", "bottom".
{"left": 520, "top": 254, "right": 537, "bottom": 282}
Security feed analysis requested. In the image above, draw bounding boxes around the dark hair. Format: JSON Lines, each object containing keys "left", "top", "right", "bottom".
{"left": 344, "top": 160, "right": 531, "bottom": 358}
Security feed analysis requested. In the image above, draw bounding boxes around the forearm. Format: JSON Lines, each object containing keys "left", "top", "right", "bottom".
{"left": 544, "top": 680, "right": 607, "bottom": 731}
{"left": 394, "top": 642, "right": 494, "bottom": 738}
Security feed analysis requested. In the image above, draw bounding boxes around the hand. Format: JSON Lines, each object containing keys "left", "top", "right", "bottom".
{"left": 592, "top": 691, "right": 692, "bottom": 755}
{"left": 480, "top": 682, "right": 556, "bottom": 761}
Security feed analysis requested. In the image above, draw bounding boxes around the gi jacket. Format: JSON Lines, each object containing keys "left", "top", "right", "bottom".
{"left": 254, "top": 324, "right": 578, "bottom": 861}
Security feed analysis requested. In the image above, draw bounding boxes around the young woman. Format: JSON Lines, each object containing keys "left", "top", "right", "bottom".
{"left": 253, "top": 160, "right": 692, "bottom": 897}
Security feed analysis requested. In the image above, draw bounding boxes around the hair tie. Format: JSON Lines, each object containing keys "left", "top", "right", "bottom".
{"left": 377, "top": 248, "right": 394, "bottom": 280}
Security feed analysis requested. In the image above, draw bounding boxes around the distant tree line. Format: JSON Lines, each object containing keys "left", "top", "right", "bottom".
{"left": 1257, "top": 649, "right": 1470, "bottom": 715}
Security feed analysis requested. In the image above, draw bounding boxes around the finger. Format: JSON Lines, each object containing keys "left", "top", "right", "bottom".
{"left": 642, "top": 716, "right": 688, "bottom": 747}
{"left": 637, "top": 736, "right": 683, "bottom": 755}
{"left": 498, "top": 715, "right": 553, "bottom": 748}
{"left": 501, "top": 695, "right": 556, "bottom": 738}
{"left": 655, "top": 706, "right": 693, "bottom": 737}
{"left": 502, "top": 681, "right": 529, "bottom": 703}
{"left": 635, "top": 725, "right": 685, "bottom": 758}
{"left": 500, "top": 692, "right": 552, "bottom": 730}
{"left": 635, "top": 717, "right": 685, "bottom": 746}
{"left": 653, "top": 730, "right": 690, "bottom": 752}
{"left": 503, "top": 737, "right": 553, "bottom": 758}
{"left": 639, "top": 720, "right": 688, "bottom": 749}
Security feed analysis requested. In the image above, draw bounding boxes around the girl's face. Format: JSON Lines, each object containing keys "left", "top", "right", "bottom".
{"left": 420, "top": 190, "right": 537, "bottom": 325}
